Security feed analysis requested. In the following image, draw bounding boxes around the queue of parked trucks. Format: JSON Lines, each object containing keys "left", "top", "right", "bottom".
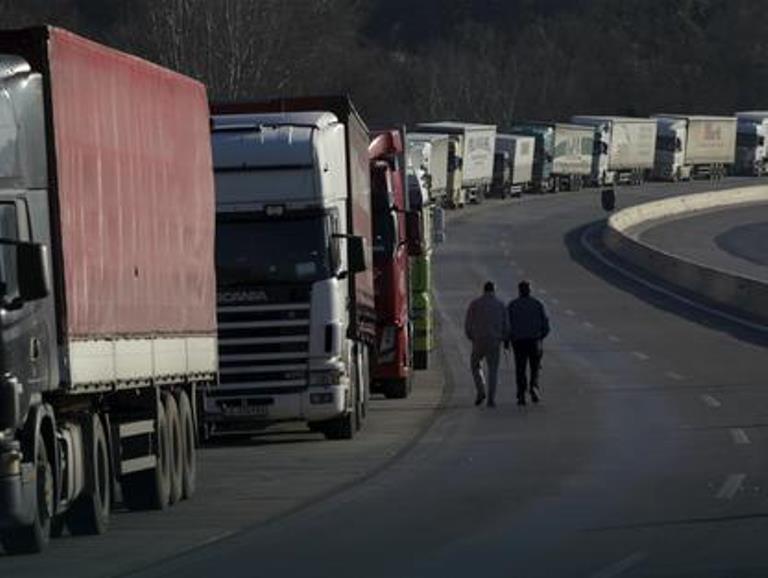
{"left": 0, "top": 26, "right": 766, "bottom": 555}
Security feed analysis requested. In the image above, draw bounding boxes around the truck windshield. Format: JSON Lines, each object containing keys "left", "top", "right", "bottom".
{"left": 372, "top": 172, "right": 397, "bottom": 258}
{"left": 216, "top": 215, "right": 332, "bottom": 286}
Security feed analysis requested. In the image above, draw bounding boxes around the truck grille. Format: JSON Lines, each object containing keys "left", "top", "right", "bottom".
{"left": 215, "top": 288, "right": 311, "bottom": 392}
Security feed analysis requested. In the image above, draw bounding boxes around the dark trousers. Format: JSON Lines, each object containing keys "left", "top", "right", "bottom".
{"left": 512, "top": 339, "right": 543, "bottom": 399}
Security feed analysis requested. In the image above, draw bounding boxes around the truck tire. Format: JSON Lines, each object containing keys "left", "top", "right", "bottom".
{"left": 384, "top": 377, "right": 411, "bottom": 399}
{"left": 67, "top": 414, "right": 110, "bottom": 535}
{"left": 177, "top": 390, "right": 197, "bottom": 500}
{"left": 1, "top": 439, "right": 53, "bottom": 554}
{"left": 163, "top": 393, "right": 183, "bottom": 506}
{"left": 321, "top": 413, "right": 354, "bottom": 440}
{"left": 122, "top": 401, "right": 170, "bottom": 511}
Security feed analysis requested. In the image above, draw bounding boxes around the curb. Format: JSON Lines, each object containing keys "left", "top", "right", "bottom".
{"left": 603, "top": 185, "right": 768, "bottom": 325}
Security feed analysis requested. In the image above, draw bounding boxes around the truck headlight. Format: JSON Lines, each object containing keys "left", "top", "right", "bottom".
{"left": 0, "top": 374, "right": 21, "bottom": 431}
{"left": 308, "top": 369, "right": 344, "bottom": 386}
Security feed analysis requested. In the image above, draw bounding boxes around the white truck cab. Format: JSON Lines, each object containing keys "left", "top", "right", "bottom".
{"left": 207, "top": 106, "right": 373, "bottom": 440}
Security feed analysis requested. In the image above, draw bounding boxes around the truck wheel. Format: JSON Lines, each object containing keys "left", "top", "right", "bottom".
{"left": 122, "top": 401, "right": 170, "bottom": 511}
{"left": 163, "top": 393, "right": 184, "bottom": 505}
{"left": 322, "top": 413, "right": 354, "bottom": 440}
{"left": 384, "top": 378, "right": 410, "bottom": 399}
{"left": 67, "top": 414, "right": 110, "bottom": 535}
{"left": 177, "top": 390, "right": 197, "bottom": 500}
{"left": 1, "top": 440, "right": 53, "bottom": 554}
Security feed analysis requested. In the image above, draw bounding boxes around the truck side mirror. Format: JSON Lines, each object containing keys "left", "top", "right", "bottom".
{"left": 347, "top": 235, "right": 368, "bottom": 274}
{"left": 18, "top": 242, "right": 50, "bottom": 301}
{"left": 405, "top": 212, "right": 424, "bottom": 257}
{"left": 433, "top": 207, "right": 446, "bottom": 245}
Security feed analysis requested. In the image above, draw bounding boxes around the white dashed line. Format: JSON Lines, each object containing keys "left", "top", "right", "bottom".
{"left": 665, "top": 371, "right": 685, "bottom": 381}
{"left": 701, "top": 394, "right": 722, "bottom": 408}
{"left": 590, "top": 552, "right": 648, "bottom": 578}
{"left": 583, "top": 321, "right": 595, "bottom": 329}
{"left": 730, "top": 428, "right": 751, "bottom": 445}
{"left": 550, "top": 298, "right": 560, "bottom": 305}
{"left": 632, "top": 351, "right": 650, "bottom": 361}
{"left": 608, "top": 335, "right": 621, "bottom": 343}
{"left": 716, "top": 474, "right": 746, "bottom": 499}
{"left": 539, "top": 288, "right": 548, "bottom": 295}
{"left": 565, "top": 309, "right": 576, "bottom": 317}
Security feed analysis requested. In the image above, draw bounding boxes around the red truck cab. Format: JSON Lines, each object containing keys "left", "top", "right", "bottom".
{"left": 369, "top": 130, "right": 421, "bottom": 398}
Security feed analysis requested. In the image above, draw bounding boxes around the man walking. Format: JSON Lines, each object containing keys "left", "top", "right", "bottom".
{"left": 507, "top": 281, "right": 550, "bottom": 406}
{"left": 465, "top": 281, "right": 509, "bottom": 408}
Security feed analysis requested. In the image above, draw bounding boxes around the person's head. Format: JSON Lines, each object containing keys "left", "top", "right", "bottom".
{"left": 483, "top": 281, "right": 495, "bottom": 294}
{"left": 518, "top": 280, "right": 531, "bottom": 297}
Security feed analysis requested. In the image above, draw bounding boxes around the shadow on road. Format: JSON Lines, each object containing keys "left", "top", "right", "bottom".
{"left": 565, "top": 220, "right": 768, "bottom": 349}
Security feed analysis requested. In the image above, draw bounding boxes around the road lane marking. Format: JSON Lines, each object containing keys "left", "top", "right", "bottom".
{"left": 716, "top": 474, "right": 746, "bottom": 499}
{"left": 632, "top": 351, "right": 650, "bottom": 361}
{"left": 590, "top": 552, "right": 647, "bottom": 578}
{"left": 580, "top": 225, "right": 768, "bottom": 335}
{"left": 550, "top": 298, "right": 560, "bottom": 305}
{"left": 665, "top": 371, "right": 685, "bottom": 381}
{"left": 701, "top": 394, "right": 722, "bottom": 408}
{"left": 583, "top": 321, "right": 595, "bottom": 329}
{"left": 730, "top": 428, "right": 751, "bottom": 445}
{"left": 539, "top": 288, "right": 548, "bottom": 295}
{"left": 565, "top": 309, "right": 576, "bottom": 316}
{"left": 608, "top": 335, "right": 621, "bottom": 343}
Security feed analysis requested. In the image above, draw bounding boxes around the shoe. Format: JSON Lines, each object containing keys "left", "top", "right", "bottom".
{"left": 531, "top": 387, "right": 541, "bottom": 404}
{"left": 487, "top": 400, "right": 496, "bottom": 408}
{"left": 475, "top": 393, "right": 486, "bottom": 406}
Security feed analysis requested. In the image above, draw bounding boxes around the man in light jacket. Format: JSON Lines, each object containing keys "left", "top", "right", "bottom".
{"left": 507, "top": 280, "right": 550, "bottom": 406}
{"left": 465, "top": 281, "right": 509, "bottom": 408}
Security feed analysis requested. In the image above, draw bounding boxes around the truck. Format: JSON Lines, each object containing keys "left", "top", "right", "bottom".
{"left": 652, "top": 115, "right": 737, "bottom": 181}
{"left": 570, "top": 116, "right": 658, "bottom": 186}
{"left": 208, "top": 96, "right": 375, "bottom": 440}
{"left": 510, "top": 122, "right": 594, "bottom": 193}
{"left": 0, "top": 27, "right": 216, "bottom": 554}
{"left": 406, "top": 133, "right": 450, "bottom": 205}
{"left": 405, "top": 161, "right": 444, "bottom": 371}
{"left": 416, "top": 122, "right": 496, "bottom": 204}
{"left": 369, "top": 130, "right": 422, "bottom": 398}
{"left": 490, "top": 134, "right": 535, "bottom": 198}
{"left": 734, "top": 112, "right": 768, "bottom": 176}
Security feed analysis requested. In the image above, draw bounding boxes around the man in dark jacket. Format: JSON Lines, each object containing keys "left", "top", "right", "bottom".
{"left": 506, "top": 281, "right": 550, "bottom": 406}
{"left": 465, "top": 281, "right": 509, "bottom": 408}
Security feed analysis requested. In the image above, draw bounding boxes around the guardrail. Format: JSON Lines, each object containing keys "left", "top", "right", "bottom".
{"left": 603, "top": 186, "right": 768, "bottom": 325}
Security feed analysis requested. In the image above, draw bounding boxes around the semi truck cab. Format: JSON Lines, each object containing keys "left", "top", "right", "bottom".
{"left": 208, "top": 110, "right": 371, "bottom": 440}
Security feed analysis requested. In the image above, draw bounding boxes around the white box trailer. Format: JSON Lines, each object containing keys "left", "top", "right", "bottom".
{"left": 407, "top": 132, "right": 450, "bottom": 202}
{"left": 653, "top": 115, "right": 736, "bottom": 181}
{"left": 571, "top": 116, "right": 658, "bottom": 185}
{"left": 416, "top": 122, "right": 496, "bottom": 203}
{"left": 491, "top": 134, "right": 535, "bottom": 197}
{"left": 734, "top": 111, "right": 768, "bottom": 176}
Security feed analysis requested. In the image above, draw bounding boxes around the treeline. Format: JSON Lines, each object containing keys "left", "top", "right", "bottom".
{"left": 1, "top": 0, "right": 767, "bottom": 126}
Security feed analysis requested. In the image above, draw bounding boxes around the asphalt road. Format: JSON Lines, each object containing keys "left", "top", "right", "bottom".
{"left": 640, "top": 202, "right": 768, "bottom": 281}
{"left": 3, "top": 178, "right": 768, "bottom": 577}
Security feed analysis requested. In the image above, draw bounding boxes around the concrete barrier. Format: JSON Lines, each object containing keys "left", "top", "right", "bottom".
{"left": 603, "top": 185, "right": 768, "bottom": 325}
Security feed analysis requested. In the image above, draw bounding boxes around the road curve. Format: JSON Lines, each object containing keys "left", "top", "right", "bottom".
{"left": 122, "top": 179, "right": 768, "bottom": 578}
{"left": 640, "top": 203, "right": 768, "bottom": 281}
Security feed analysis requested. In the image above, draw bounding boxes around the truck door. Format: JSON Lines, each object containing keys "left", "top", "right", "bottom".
{"left": 0, "top": 198, "right": 48, "bottom": 402}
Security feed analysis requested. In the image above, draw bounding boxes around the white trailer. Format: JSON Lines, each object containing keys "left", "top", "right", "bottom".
{"left": 491, "top": 134, "right": 535, "bottom": 197}
{"left": 416, "top": 122, "right": 496, "bottom": 203}
{"left": 407, "top": 132, "right": 450, "bottom": 203}
{"left": 735, "top": 112, "right": 768, "bottom": 176}
{"left": 653, "top": 115, "right": 736, "bottom": 181}
{"left": 571, "top": 116, "right": 658, "bottom": 186}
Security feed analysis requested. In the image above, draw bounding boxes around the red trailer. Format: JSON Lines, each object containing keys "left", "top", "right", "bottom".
{"left": 0, "top": 27, "right": 216, "bottom": 553}
{"left": 369, "top": 129, "right": 422, "bottom": 398}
